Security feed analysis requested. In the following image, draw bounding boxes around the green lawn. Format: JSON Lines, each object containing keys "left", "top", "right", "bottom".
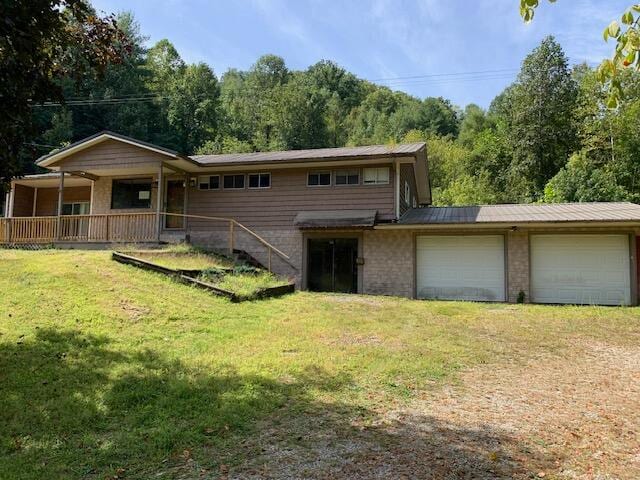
{"left": 0, "top": 250, "right": 638, "bottom": 479}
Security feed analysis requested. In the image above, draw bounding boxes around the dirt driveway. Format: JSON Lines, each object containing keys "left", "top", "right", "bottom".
{"left": 229, "top": 340, "right": 640, "bottom": 479}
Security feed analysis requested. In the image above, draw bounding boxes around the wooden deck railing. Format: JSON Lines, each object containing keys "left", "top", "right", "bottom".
{"left": 0, "top": 212, "right": 293, "bottom": 270}
{"left": 0, "top": 213, "right": 158, "bottom": 244}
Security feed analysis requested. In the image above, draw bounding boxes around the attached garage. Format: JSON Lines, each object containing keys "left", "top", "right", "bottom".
{"left": 530, "top": 234, "right": 632, "bottom": 306}
{"left": 416, "top": 235, "right": 505, "bottom": 302}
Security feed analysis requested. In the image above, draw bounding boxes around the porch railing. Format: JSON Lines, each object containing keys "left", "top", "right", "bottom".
{"left": 0, "top": 213, "right": 158, "bottom": 244}
{"left": 0, "top": 212, "right": 294, "bottom": 271}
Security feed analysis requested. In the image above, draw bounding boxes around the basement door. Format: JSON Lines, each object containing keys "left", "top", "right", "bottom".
{"left": 307, "top": 238, "right": 358, "bottom": 293}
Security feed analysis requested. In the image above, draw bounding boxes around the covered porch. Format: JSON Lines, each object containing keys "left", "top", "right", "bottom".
{"left": 1, "top": 132, "right": 195, "bottom": 244}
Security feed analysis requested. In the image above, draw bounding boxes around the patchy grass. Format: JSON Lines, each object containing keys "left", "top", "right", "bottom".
{"left": 120, "top": 244, "right": 234, "bottom": 270}
{"left": 200, "top": 269, "right": 290, "bottom": 297}
{"left": 0, "top": 250, "right": 639, "bottom": 479}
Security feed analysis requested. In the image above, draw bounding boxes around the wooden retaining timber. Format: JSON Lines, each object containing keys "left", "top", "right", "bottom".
{"left": 111, "top": 251, "right": 294, "bottom": 302}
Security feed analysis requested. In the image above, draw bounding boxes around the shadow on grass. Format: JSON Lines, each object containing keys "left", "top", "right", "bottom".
{"left": 0, "top": 329, "right": 547, "bottom": 479}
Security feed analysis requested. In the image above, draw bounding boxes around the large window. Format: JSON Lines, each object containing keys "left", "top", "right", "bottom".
{"left": 111, "top": 178, "right": 152, "bottom": 209}
{"left": 307, "top": 171, "right": 331, "bottom": 186}
{"left": 223, "top": 174, "right": 245, "bottom": 189}
{"left": 335, "top": 169, "right": 359, "bottom": 186}
{"left": 363, "top": 167, "right": 389, "bottom": 185}
{"left": 248, "top": 173, "right": 271, "bottom": 189}
{"left": 198, "top": 175, "right": 220, "bottom": 190}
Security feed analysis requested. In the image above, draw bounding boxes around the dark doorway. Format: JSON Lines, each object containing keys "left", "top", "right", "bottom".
{"left": 165, "top": 180, "right": 185, "bottom": 229}
{"left": 307, "top": 238, "right": 358, "bottom": 293}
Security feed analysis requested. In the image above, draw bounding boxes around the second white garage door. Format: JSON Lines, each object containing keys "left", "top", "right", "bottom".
{"left": 530, "top": 234, "right": 631, "bottom": 305}
{"left": 416, "top": 235, "right": 505, "bottom": 302}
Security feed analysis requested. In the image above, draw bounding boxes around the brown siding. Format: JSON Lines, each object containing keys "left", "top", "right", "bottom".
{"left": 58, "top": 139, "right": 165, "bottom": 172}
{"left": 399, "top": 164, "right": 418, "bottom": 215}
{"left": 187, "top": 164, "right": 395, "bottom": 229}
{"left": 12, "top": 184, "right": 34, "bottom": 217}
{"left": 35, "top": 187, "right": 91, "bottom": 216}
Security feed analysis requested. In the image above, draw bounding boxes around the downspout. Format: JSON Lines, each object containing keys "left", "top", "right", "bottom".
{"left": 394, "top": 159, "right": 401, "bottom": 220}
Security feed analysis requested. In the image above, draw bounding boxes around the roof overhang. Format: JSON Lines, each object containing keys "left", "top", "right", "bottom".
{"left": 12, "top": 174, "right": 92, "bottom": 188}
{"left": 294, "top": 210, "right": 377, "bottom": 229}
{"left": 36, "top": 131, "right": 189, "bottom": 168}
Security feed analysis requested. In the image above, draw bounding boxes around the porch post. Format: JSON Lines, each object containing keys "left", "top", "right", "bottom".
{"left": 56, "top": 171, "right": 64, "bottom": 240}
{"left": 32, "top": 188, "right": 38, "bottom": 216}
{"left": 156, "top": 163, "right": 164, "bottom": 242}
{"left": 4, "top": 190, "right": 11, "bottom": 217}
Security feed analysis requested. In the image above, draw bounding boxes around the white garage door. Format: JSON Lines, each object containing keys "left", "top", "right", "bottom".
{"left": 416, "top": 235, "right": 505, "bottom": 302}
{"left": 531, "top": 234, "right": 631, "bottom": 305}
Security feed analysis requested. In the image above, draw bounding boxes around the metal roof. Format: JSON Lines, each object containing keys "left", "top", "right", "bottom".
{"left": 399, "top": 203, "right": 640, "bottom": 224}
{"left": 294, "top": 210, "right": 378, "bottom": 228}
{"left": 192, "top": 143, "right": 426, "bottom": 166}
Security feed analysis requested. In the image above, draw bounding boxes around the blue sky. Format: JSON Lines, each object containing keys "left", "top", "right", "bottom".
{"left": 91, "top": 0, "right": 629, "bottom": 108}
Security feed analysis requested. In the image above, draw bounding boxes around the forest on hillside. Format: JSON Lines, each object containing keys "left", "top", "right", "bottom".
{"left": 23, "top": 11, "right": 640, "bottom": 206}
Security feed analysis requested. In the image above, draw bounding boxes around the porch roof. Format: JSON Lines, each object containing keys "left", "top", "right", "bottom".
{"left": 12, "top": 173, "right": 92, "bottom": 188}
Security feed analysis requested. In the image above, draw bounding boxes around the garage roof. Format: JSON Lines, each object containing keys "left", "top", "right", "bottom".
{"left": 399, "top": 203, "right": 640, "bottom": 224}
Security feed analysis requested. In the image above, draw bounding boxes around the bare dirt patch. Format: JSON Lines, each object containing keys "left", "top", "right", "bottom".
{"left": 228, "top": 340, "right": 640, "bottom": 479}
{"left": 118, "top": 300, "right": 150, "bottom": 321}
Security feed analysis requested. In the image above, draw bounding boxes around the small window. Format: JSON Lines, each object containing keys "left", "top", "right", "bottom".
{"left": 223, "top": 174, "right": 245, "bottom": 189}
{"left": 363, "top": 167, "right": 389, "bottom": 185}
{"left": 111, "top": 178, "right": 152, "bottom": 209}
{"left": 198, "top": 175, "right": 219, "bottom": 190}
{"left": 248, "top": 173, "right": 271, "bottom": 189}
{"left": 62, "top": 202, "right": 90, "bottom": 215}
{"left": 335, "top": 169, "right": 359, "bottom": 186}
{"left": 405, "top": 181, "right": 410, "bottom": 203}
{"left": 308, "top": 171, "right": 331, "bottom": 186}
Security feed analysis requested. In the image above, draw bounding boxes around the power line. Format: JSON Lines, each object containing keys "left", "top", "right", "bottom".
{"left": 368, "top": 68, "right": 519, "bottom": 82}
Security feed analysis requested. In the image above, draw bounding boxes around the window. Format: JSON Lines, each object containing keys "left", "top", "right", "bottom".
{"left": 248, "top": 173, "right": 271, "bottom": 189}
{"left": 111, "top": 178, "right": 152, "bottom": 209}
{"left": 198, "top": 175, "right": 220, "bottom": 190}
{"left": 307, "top": 171, "right": 331, "bottom": 186}
{"left": 405, "top": 181, "right": 410, "bottom": 204}
{"left": 62, "top": 202, "right": 90, "bottom": 215}
{"left": 363, "top": 167, "right": 389, "bottom": 185}
{"left": 223, "top": 174, "right": 245, "bottom": 189}
{"left": 335, "top": 169, "right": 359, "bottom": 186}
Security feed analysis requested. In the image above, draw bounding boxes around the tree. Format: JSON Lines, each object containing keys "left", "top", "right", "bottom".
{"left": 0, "top": 0, "right": 127, "bottom": 193}
{"left": 520, "top": 1, "right": 640, "bottom": 107}
{"left": 458, "top": 104, "right": 490, "bottom": 148}
{"left": 543, "top": 151, "right": 628, "bottom": 202}
{"left": 506, "top": 36, "right": 578, "bottom": 200}
{"left": 167, "top": 63, "right": 220, "bottom": 153}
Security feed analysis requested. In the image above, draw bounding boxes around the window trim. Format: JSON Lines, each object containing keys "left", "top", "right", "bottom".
{"left": 307, "top": 170, "right": 332, "bottom": 187}
{"left": 334, "top": 169, "right": 360, "bottom": 186}
{"left": 363, "top": 167, "right": 390, "bottom": 185}
{"left": 110, "top": 177, "right": 153, "bottom": 210}
{"left": 198, "top": 174, "right": 220, "bottom": 191}
{"left": 62, "top": 201, "right": 90, "bottom": 216}
{"left": 222, "top": 174, "right": 246, "bottom": 190}
{"left": 248, "top": 172, "right": 271, "bottom": 189}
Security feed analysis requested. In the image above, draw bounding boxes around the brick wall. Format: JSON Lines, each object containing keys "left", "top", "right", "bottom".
{"left": 91, "top": 176, "right": 158, "bottom": 215}
{"left": 507, "top": 230, "right": 530, "bottom": 303}
{"left": 362, "top": 230, "right": 414, "bottom": 297}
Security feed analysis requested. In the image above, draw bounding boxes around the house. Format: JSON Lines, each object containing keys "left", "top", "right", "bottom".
{"left": 3, "top": 130, "right": 640, "bottom": 306}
